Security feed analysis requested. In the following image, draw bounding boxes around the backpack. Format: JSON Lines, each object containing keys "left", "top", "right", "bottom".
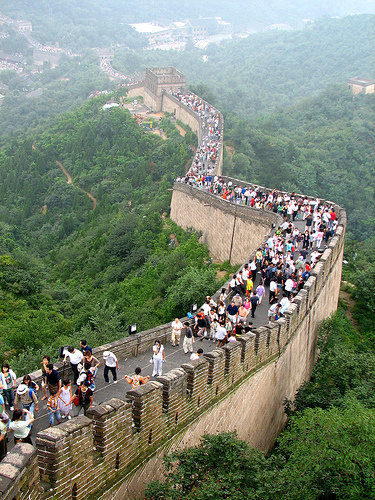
{"left": 86, "top": 371, "right": 94, "bottom": 386}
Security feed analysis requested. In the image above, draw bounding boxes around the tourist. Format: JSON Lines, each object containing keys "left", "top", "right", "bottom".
{"left": 0, "top": 363, "right": 16, "bottom": 411}
{"left": 269, "top": 279, "right": 278, "bottom": 304}
{"left": 152, "top": 340, "right": 165, "bottom": 377}
{"left": 249, "top": 257, "right": 257, "bottom": 283}
{"left": 82, "top": 350, "right": 100, "bottom": 378}
{"left": 246, "top": 276, "right": 254, "bottom": 296}
{"left": 256, "top": 281, "right": 266, "bottom": 304}
{"left": 14, "top": 382, "right": 38, "bottom": 422}
{"left": 40, "top": 355, "right": 50, "bottom": 400}
{"left": 226, "top": 301, "right": 238, "bottom": 325}
{"left": 77, "top": 362, "right": 95, "bottom": 390}
{"left": 45, "top": 363, "right": 61, "bottom": 395}
{"left": 171, "top": 317, "right": 184, "bottom": 347}
{"left": 238, "top": 303, "right": 249, "bottom": 322}
{"left": 280, "top": 296, "right": 291, "bottom": 316}
{"left": 23, "top": 374, "right": 39, "bottom": 393}
{"left": 47, "top": 389, "right": 61, "bottom": 427}
{"left": 79, "top": 339, "right": 92, "bottom": 354}
{"left": 190, "top": 348, "right": 204, "bottom": 361}
{"left": 268, "top": 303, "right": 281, "bottom": 322}
{"left": 63, "top": 346, "right": 83, "bottom": 385}
{"left": 125, "top": 367, "right": 149, "bottom": 390}
{"left": 58, "top": 379, "right": 72, "bottom": 420}
{"left": 284, "top": 276, "right": 294, "bottom": 298}
{"left": 9, "top": 409, "right": 34, "bottom": 445}
{"left": 0, "top": 390, "right": 5, "bottom": 416}
{"left": 195, "top": 311, "right": 208, "bottom": 339}
{"left": 215, "top": 322, "right": 227, "bottom": 348}
{"left": 71, "top": 381, "right": 93, "bottom": 417}
{"left": 201, "top": 297, "right": 211, "bottom": 316}
{"left": 183, "top": 321, "right": 194, "bottom": 354}
{"left": 207, "top": 309, "right": 218, "bottom": 341}
{"left": 103, "top": 351, "right": 119, "bottom": 384}
{"left": 227, "top": 332, "right": 237, "bottom": 343}
{"left": 0, "top": 413, "right": 8, "bottom": 461}
{"left": 218, "top": 300, "right": 226, "bottom": 323}
{"left": 250, "top": 292, "right": 260, "bottom": 319}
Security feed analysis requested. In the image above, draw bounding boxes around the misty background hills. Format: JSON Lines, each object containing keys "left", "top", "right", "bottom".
{"left": 2, "top": 0, "right": 375, "bottom": 43}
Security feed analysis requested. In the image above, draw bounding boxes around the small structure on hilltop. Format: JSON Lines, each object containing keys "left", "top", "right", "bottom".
{"left": 16, "top": 20, "right": 32, "bottom": 33}
{"left": 348, "top": 77, "right": 375, "bottom": 95}
{"left": 144, "top": 67, "right": 186, "bottom": 111}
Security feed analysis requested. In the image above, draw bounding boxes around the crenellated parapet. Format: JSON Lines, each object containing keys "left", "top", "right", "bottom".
{"left": 1, "top": 70, "right": 346, "bottom": 500}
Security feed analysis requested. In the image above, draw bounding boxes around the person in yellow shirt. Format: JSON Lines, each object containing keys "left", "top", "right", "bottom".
{"left": 246, "top": 277, "right": 254, "bottom": 296}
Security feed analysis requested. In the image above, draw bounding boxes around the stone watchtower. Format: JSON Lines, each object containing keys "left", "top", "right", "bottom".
{"left": 144, "top": 67, "right": 186, "bottom": 111}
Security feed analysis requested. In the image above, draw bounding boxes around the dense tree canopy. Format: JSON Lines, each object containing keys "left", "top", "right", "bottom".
{"left": 0, "top": 97, "right": 223, "bottom": 373}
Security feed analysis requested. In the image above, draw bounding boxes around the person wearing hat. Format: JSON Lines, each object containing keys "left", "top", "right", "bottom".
{"left": 103, "top": 351, "right": 119, "bottom": 384}
{"left": 14, "top": 383, "right": 38, "bottom": 423}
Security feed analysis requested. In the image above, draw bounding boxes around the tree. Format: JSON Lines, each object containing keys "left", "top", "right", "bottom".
{"left": 274, "top": 402, "right": 375, "bottom": 499}
{"left": 145, "top": 432, "right": 272, "bottom": 500}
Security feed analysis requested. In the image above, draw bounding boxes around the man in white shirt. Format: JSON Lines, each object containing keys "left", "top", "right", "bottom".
{"left": 63, "top": 346, "right": 83, "bottom": 385}
{"left": 284, "top": 278, "right": 294, "bottom": 298}
{"left": 171, "top": 318, "right": 184, "bottom": 347}
{"left": 269, "top": 279, "right": 278, "bottom": 304}
{"left": 280, "top": 296, "right": 290, "bottom": 315}
{"left": 103, "top": 351, "right": 119, "bottom": 384}
{"left": 215, "top": 324, "right": 227, "bottom": 347}
{"left": 201, "top": 300, "right": 211, "bottom": 317}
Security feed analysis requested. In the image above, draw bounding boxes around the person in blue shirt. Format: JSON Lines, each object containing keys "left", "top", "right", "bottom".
{"left": 79, "top": 339, "right": 92, "bottom": 354}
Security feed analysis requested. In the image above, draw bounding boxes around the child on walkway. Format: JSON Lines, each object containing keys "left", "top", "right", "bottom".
{"left": 58, "top": 379, "right": 72, "bottom": 420}
{"left": 47, "top": 389, "right": 61, "bottom": 427}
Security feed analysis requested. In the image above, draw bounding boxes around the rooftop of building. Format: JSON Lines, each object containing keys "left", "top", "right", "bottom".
{"left": 148, "top": 66, "right": 185, "bottom": 78}
{"left": 347, "top": 77, "right": 375, "bottom": 86}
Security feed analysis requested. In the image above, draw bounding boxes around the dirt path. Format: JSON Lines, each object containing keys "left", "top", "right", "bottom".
{"left": 225, "top": 143, "right": 236, "bottom": 159}
{"left": 56, "top": 160, "right": 97, "bottom": 210}
{"left": 175, "top": 123, "right": 187, "bottom": 137}
{"left": 56, "top": 160, "right": 72, "bottom": 184}
{"left": 151, "top": 129, "right": 167, "bottom": 140}
{"left": 32, "top": 145, "right": 97, "bottom": 211}
{"left": 339, "top": 288, "right": 359, "bottom": 330}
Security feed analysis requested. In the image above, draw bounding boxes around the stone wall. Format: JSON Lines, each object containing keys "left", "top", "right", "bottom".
{"left": 161, "top": 93, "right": 201, "bottom": 141}
{"left": 0, "top": 204, "right": 345, "bottom": 499}
{"left": 171, "top": 182, "right": 281, "bottom": 264}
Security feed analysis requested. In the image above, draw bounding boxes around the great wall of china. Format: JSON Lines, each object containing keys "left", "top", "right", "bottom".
{"left": 0, "top": 68, "right": 346, "bottom": 500}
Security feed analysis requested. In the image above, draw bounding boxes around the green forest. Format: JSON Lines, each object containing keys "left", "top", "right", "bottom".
{"left": 0, "top": 97, "right": 222, "bottom": 373}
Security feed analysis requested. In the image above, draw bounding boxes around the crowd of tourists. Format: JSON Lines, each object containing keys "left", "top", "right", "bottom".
{"left": 169, "top": 89, "right": 222, "bottom": 177}
{"left": 171, "top": 88, "right": 339, "bottom": 361}
{"left": 0, "top": 342, "right": 120, "bottom": 457}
